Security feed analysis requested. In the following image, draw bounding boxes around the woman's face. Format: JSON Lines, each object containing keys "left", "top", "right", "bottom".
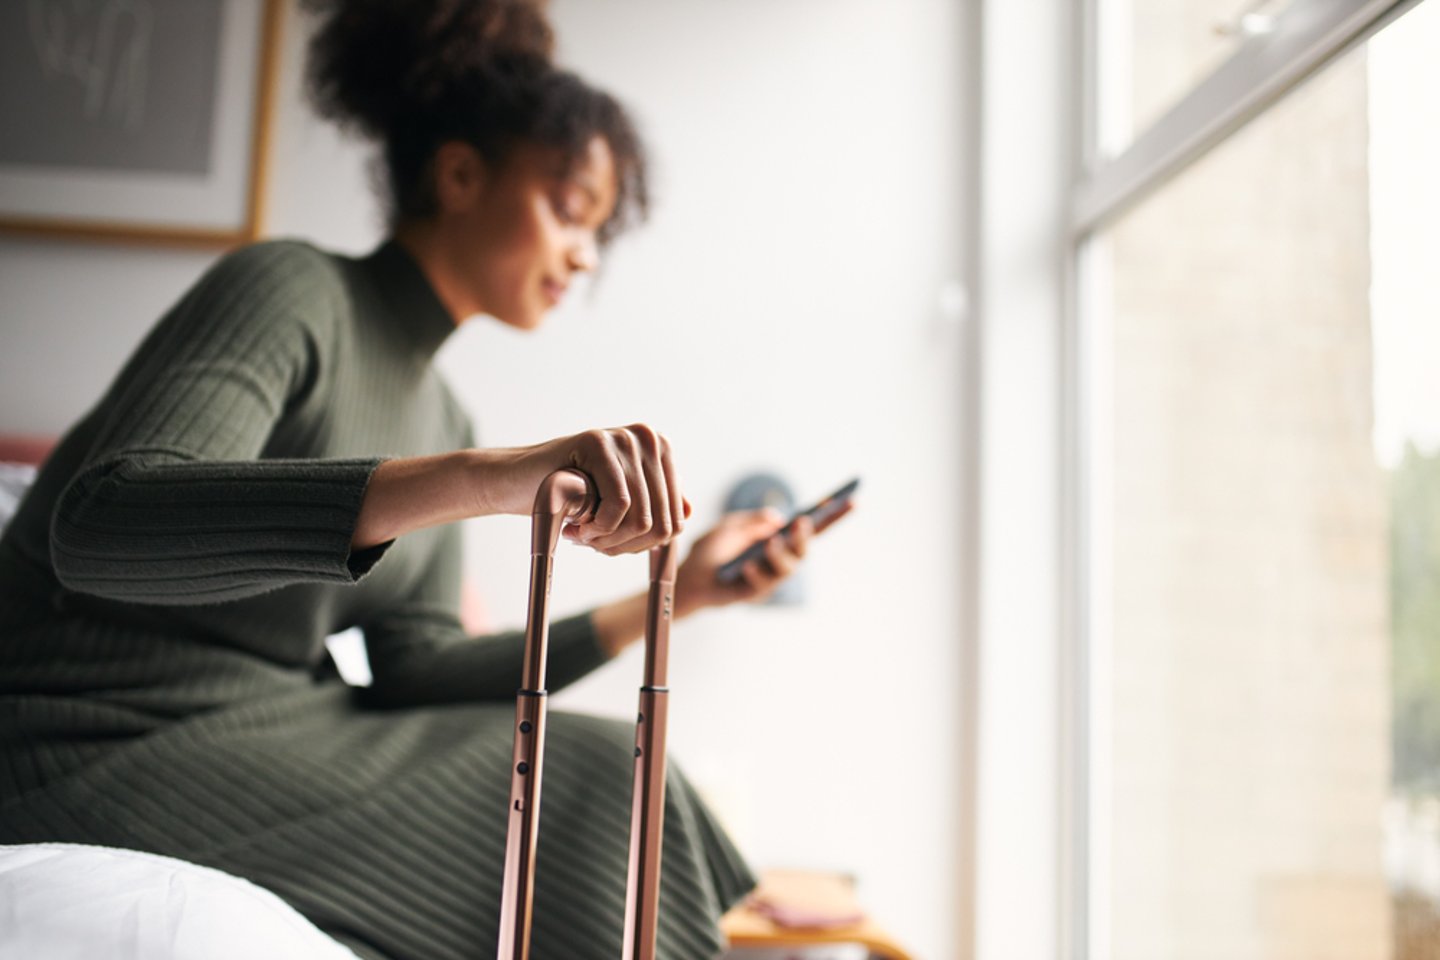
{"left": 438, "top": 135, "right": 619, "bottom": 330}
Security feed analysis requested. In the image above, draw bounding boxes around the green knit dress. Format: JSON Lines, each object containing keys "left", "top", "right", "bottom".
{"left": 0, "top": 240, "right": 754, "bottom": 960}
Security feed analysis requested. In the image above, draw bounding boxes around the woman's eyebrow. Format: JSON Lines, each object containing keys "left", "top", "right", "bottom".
{"left": 562, "top": 174, "right": 600, "bottom": 207}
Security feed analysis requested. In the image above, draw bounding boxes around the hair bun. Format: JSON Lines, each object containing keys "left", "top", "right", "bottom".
{"left": 305, "top": 0, "right": 556, "bottom": 140}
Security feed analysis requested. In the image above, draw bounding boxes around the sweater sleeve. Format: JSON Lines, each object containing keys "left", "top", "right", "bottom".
{"left": 49, "top": 242, "right": 388, "bottom": 605}
{"left": 357, "top": 523, "right": 612, "bottom": 708}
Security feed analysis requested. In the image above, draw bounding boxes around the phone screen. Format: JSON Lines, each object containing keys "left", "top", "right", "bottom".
{"left": 714, "top": 477, "right": 860, "bottom": 584}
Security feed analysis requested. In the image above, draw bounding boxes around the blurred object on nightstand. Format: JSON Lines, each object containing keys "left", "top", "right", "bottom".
{"left": 720, "top": 869, "right": 915, "bottom": 960}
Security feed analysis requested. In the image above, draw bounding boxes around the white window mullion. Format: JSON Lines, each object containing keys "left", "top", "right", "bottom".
{"left": 1074, "top": 0, "right": 1423, "bottom": 235}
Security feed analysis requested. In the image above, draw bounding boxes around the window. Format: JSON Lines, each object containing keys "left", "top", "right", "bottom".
{"left": 1073, "top": 1, "right": 1440, "bottom": 957}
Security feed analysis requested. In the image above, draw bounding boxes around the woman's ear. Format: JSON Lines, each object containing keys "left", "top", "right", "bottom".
{"left": 432, "top": 141, "right": 488, "bottom": 214}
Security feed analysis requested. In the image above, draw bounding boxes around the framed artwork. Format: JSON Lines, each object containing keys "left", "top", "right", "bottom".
{"left": 0, "top": 0, "right": 282, "bottom": 248}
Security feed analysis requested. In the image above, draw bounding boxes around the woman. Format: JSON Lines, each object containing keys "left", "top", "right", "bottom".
{"left": 0, "top": 2, "right": 815, "bottom": 957}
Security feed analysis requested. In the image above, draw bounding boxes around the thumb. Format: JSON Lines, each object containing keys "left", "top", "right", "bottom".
{"left": 734, "top": 507, "right": 785, "bottom": 532}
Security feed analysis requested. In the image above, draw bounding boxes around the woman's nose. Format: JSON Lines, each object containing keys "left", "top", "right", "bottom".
{"left": 568, "top": 234, "right": 599, "bottom": 274}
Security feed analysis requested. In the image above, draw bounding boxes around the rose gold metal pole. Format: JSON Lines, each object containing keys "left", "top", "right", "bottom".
{"left": 622, "top": 542, "right": 678, "bottom": 960}
{"left": 497, "top": 469, "right": 595, "bottom": 960}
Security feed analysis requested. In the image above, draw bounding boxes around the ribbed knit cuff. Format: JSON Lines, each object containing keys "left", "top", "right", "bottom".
{"left": 51, "top": 454, "right": 388, "bottom": 605}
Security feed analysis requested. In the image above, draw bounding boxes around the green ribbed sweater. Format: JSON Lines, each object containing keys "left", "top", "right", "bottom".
{"left": 0, "top": 240, "right": 753, "bottom": 960}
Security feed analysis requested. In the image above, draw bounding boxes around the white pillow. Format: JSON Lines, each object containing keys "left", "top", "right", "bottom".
{"left": 0, "top": 843, "right": 360, "bottom": 960}
{"left": 0, "top": 461, "right": 36, "bottom": 533}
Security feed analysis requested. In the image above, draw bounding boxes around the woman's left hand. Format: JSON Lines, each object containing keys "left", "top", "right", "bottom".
{"left": 672, "top": 509, "right": 815, "bottom": 617}
{"left": 592, "top": 502, "right": 854, "bottom": 656}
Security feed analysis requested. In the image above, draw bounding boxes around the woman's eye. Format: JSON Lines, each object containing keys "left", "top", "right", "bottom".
{"left": 553, "top": 190, "right": 586, "bottom": 225}
{"left": 552, "top": 182, "right": 593, "bottom": 224}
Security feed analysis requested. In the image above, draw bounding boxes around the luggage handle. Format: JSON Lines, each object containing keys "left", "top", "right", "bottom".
{"left": 498, "top": 469, "right": 678, "bottom": 960}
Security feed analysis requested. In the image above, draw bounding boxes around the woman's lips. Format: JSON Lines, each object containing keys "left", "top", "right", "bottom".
{"left": 542, "top": 279, "right": 567, "bottom": 306}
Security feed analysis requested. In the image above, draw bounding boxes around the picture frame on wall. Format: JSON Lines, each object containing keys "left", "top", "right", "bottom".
{"left": 0, "top": 0, "right": 282, "bottom": 249}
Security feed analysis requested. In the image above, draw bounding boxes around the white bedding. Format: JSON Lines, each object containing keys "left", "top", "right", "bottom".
{"left": 0, "top": 843, "right": 360, "bottom": 960}
{"left": 0, "top": 461, "right": 36, "bottom": 531}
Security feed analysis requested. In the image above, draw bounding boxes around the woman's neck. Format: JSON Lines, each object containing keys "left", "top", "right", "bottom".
{"left": 392, "top": 222, "right": 478, "bottom": 327}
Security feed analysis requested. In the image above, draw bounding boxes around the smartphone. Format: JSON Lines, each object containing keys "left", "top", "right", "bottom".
{"left": 714, "top": 477, "right": 860, "bottom": 585}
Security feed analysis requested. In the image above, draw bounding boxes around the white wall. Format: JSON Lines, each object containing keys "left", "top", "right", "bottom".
{"left": 0, "top": 2, "right": 971, "bottom": 956}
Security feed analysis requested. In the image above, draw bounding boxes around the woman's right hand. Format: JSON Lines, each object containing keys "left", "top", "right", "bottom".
{"left": 499, "top": 424, "right": 690, "bottom": 555}
{"left": 352, "top": 424, "right": 688, "bottom": 554}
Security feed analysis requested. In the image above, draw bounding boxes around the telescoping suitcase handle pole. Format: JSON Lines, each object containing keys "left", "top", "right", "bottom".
{"left": 497, "top": 469, "right": 678, "bottom": 960}
{"left": 623, "top": 520, "right": 677, "bottom": 960}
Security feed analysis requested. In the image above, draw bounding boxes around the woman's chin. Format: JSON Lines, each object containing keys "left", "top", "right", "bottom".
{"left": 487, "top": 307, "right": 547, "bottom": 331}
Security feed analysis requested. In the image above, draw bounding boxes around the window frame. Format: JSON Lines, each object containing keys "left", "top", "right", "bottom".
{"left": 1064, "top": 1, "right": 1430, "bottom": 958}
{"left": 1073, "top": 0, "right": 1424, "bottom": 234}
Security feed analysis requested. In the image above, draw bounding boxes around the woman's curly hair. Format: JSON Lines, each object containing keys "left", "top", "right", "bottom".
{"left": 303, "top": 0, "right": 648, "bottom": 245}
